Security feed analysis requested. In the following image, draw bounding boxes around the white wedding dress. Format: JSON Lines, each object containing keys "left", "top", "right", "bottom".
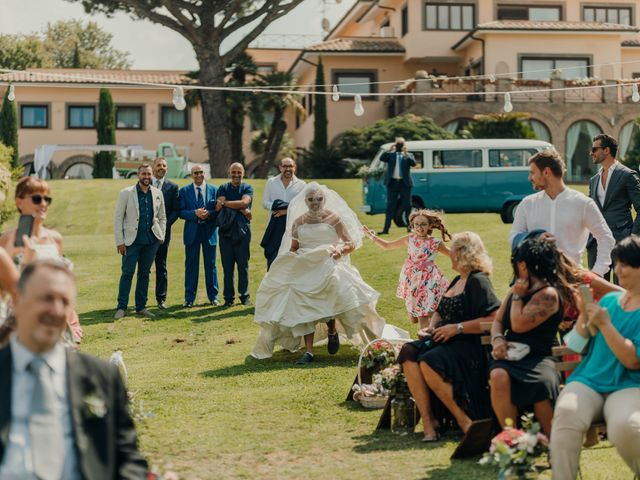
{"left": 250, "top": 221, "right": 386, "bottom": 359}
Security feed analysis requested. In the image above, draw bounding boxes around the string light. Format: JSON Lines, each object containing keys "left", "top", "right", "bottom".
{"left": 488, "top": 74, "right": 495, "bottom": 83}
{"left": 331, "top": 84, "right": 340, "bottom": 101}
{"left": 172, "top": 86, "right": 186, "bottom": 111}
{"left": 354, "top": 94, "right": 364, "bottom": 116}
{"left": 632, "top": 83, "right": 640, "bottom": 103}
{"left": 503, "top": 92, "right": 513, "bottom": 112}
{"left": 7, "top": 84, "right": 15, "bottom": 102}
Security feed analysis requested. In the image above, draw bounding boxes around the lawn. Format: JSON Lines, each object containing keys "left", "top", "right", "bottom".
{"left": 32, "top": 178, "right": 629, "bottom": 479}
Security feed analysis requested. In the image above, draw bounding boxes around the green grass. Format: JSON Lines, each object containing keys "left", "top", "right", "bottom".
{"left": 30, "top": 179, "right": 629, "bottom": 479}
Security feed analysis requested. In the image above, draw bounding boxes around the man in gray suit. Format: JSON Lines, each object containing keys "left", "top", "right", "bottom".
{"left": 113, "top": 164, "right": 166, "bottom": 319}
{"left": 587, "top": 134, "right": 640, "bottom": 281}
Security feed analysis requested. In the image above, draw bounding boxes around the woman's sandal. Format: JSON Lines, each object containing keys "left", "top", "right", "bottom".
{"left": 422, "top": 433, "right": 440, "bottom": 443}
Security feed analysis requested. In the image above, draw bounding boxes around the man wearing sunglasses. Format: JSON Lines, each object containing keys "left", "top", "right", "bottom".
{"left": 587, "top": 134, "right": 640, "bottom": 282}
{"left": 113, "top": 164, "right": 166, "bottom": 319}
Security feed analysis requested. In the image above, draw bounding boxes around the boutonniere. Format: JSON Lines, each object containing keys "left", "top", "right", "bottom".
{"left": 83, "top": 393, "right": 107, "bottom": 419}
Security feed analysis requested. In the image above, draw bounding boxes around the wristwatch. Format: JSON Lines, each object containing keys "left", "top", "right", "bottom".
{"left": 512, "top": 293, "right": 522, "bottom": 301}
{"left": 457, "top": 323, "right": 464, "bottom": 335}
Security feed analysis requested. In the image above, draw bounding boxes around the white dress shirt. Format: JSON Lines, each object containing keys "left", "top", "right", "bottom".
{"left": 0, "top": 336, "right": 80, "bottom": 480}
{"left": 596, "top": 161, "right": 619, "bottom": 206}
{"left": 153, "top": 177, "right": 164, "bottom": 190}
{"left": 262, "top": 174, "right": 306, "bottom": 211}
{"left": 509, "top": 187, "right": 615, "bottom": 276}
{"left": 392, "top": 152, "right": 403, "bottom": 179}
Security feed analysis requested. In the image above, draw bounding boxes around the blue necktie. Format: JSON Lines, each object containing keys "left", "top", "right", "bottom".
{"left": 29, "top": 357, "right": 65, "bottom": 480}
{"left": 397, "top": 153, "right": 403, "bottom": 179}
{"left": 196, "top": 186, "right": 204, "bottom": 209}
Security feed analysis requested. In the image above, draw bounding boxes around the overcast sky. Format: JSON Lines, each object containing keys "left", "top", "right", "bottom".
{"left": 2, "top": 0, "right": 355, "bottom": 70}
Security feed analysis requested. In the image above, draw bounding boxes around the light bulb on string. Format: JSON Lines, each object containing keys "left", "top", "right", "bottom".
{"left": 488, "top": 74, "right": 496, "bottom": 82}
{"left": 331, "top": 84, "right": 340, "bottom": 101}
{"left": 632, "top": 83, "right": 640, "bottom": 102}
{"left": 7, "top": 84, "right": 15, "bottom": 102}
{"left": 321, "top": 17, "right": 330, "bottom": 32}
{"left": 503, "top": 92, "right": 513, "bottom": 112}
{"left": 353, "top": 94, "right": 364, "bottom": 116}
{"left": 172, "top": 86, "right": 186, "bottom": 111}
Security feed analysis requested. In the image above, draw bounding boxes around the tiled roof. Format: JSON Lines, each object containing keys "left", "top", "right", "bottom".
{"left": 475, "top": 20, "right": 639, "bottom": 32}
{"left": 0, "top": 68, "right": 194, "bottom": 85}
{"left": 305, "top": 37, "right": 404, "bottom": 53}
{"left": 622, "top": 39, "right": 640, "bottom": 46}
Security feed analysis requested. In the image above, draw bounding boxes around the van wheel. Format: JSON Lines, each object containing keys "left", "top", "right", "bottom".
{"left": 126, "top": 171, "right": 137, "bottom": 179}
{"left": 501, "top": 202, "right": 519, "bottom": 224}
{"left": 394, "top": 199, "right": 423, "bottom": 227}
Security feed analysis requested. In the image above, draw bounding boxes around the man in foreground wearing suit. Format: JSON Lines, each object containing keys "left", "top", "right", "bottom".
{"left": 179, "top": 164, "right": 219, "bottom": 307}
{"left": 378, "top": 136, "right": 416, "bottom": 234}
{"left": 588, "top": 134, "right": 640, "bottom": 281}
{"left": 0, "top": 259, "right": 148, "bottom": 479}
{"left": 114, "top": 164, "right": 166, "bottom": 320}
{"left": 152, "top": 157, "right": 180, "bottom": 309}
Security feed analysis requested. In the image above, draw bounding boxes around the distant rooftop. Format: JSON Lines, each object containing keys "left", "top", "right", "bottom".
{"left": 474, "top": 20, "right": 640, "bottom": 32}
{"left": 305, "top": 37, "right": 405, "bottom": 53}
{"left": 0, "top": 69, "right": 194, "bottom": 85}
{"left": 250, "top": 34, "right": 322, "bottom": 49}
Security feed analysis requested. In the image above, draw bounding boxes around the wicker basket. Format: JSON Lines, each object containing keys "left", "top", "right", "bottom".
{"left": 354, "top": 338, "right": 399, "bottom": 410}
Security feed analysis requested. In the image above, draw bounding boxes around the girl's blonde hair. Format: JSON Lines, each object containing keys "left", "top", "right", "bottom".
{"left": 450, "top": 231, "right": 492, "bottom": 275}
{"left": 409, "top": 209, "right": 451, "bottom": 241}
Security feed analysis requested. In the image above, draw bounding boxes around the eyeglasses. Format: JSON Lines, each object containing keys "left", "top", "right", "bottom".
{"left": 192, "top": 171, "right": 204, "bottom": 175}
{"left": 591, "top": 146, "right": 604, "bottom": 153}
{"left": 29, "top": 194, "right": 53, "bottom": 205}
{"left": 413, "top": 223, "right": 430, "bottom": 228}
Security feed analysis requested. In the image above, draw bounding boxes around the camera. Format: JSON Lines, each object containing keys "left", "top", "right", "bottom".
{"left": 395, "top": 142, "right": 404, "bottom": 152}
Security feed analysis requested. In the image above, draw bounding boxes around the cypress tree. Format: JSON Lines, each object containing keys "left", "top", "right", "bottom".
{"left": 312, "top": 58, "right": 328, "bottom": 152}
{"left": 0, "top": 87, "right": 19, "bottom": 168}
{"left": 94, "top": 88, "right": 116, "bottom": 178}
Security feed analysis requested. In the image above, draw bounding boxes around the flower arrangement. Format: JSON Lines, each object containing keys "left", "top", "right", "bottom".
{"left": 356, "top": 163, "right": 386, "bottom": 180}
{"left": 373, "top": 364, "right": 408, "bottom": 395}
{"left": 359, "top": 340, "right": 397, "bottom": 370}
{"left": 479, "top": 413, "right": 549, "bottom": 479}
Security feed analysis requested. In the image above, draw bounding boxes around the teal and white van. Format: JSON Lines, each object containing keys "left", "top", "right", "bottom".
{"left": 361, "top": 139, "right": 554, "bottom": 224}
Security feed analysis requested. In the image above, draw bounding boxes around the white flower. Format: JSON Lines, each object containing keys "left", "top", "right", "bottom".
{"left": 517, "top": 432, "right": 539, "bottom": 454}
{"left": 83, "top": 393, "right": 107, "bottom": 419}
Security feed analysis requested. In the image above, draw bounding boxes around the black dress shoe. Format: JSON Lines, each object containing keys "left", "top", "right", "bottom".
{"left": 157, "top": 301, "right": 168, "bottom": 310}
{"left": 377, "top": 230, "right": 389, "bottom": 235}
{"left": 211, "top": 300, "right": 220, "bottom": 307}
{"left": 295, "top": 352, "right": 314, "bottom": 365}
{"left": 327, "top": 332, "right": 340, "bottom": 355}
{"left": 182, "top": 301, "right": 193, "bottom": 308}
{"left": 222, "top": 301, "right": 234, "bottom": 308}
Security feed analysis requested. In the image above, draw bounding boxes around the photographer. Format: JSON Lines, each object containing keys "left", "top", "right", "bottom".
{"left": 378, "top": 137, "right": 416, "bottom": 235}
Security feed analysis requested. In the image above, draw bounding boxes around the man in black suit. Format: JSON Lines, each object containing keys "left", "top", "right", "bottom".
{"left": 378, "top": 137, "right": 416, "bottom": 234}
{"left": 588, "top": 134, "right": 640, "bottom": 281}
{"left": 0, "top": 259, "right": 147, "bottom": 479}
{"left": 152, "top": 157, "right": 180, "bottom": 309}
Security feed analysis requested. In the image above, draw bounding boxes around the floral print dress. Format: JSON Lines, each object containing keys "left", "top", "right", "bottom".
{"left": 396, "top": 234, "right": 449, "bottom": 317}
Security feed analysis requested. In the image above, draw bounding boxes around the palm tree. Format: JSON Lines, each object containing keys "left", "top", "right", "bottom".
{"left": 252, "top": 71, "right": 306, "bottom": 178}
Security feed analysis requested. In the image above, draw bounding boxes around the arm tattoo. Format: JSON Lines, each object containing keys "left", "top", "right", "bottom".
{"left": 522, "top": 291, "right": 558, "bottom": 325}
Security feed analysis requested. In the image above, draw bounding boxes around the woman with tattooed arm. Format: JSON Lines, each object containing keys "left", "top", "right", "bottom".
{"left": 489, "top": 239, "right": 576, "bottom": 437}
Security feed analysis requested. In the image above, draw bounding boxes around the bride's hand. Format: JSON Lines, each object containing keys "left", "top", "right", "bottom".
{"left": 329, "top": 245, "right": 343, "bottom": 259}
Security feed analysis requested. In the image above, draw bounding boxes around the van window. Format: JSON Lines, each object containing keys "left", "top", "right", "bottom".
{"left": 433, "top": 149, "right": 482, "bottom": 169}
{"left": 489, "top": 148, "right": 538, "bottom": 168}
{"left": 409, "top": 151, "right": 424, "bottom": 169}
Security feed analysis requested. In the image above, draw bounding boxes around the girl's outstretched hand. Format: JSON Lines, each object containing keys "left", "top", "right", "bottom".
{"left": 362, "top": 226, "right": 376, "bottom": 239}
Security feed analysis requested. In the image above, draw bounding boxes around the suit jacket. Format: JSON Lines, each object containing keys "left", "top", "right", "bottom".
{"left": 113, "top": 184, "right": 166, "bottom": 247}
{"left": 380, "top": 151, "right": 416, "bottom": 187}
{"left": 179, "top": 182, "right": 218, "bottom": 246}
{"left": 0, "top": 345, "right": 148, "bottom": 480}
{"left": 159, "top": 179, "right": 180, "bottom": 242}
{"left": 588, "top": 163, "right": 640, "bottom": 242}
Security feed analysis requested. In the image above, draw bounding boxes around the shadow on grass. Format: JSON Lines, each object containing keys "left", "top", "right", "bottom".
{"left": 80, "top": 305, "right": 254, "bottom": 326}
{"left": 201, "top": 352, "right": 359, "bottom": 378}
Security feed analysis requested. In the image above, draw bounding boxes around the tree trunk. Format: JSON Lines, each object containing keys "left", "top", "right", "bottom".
{"left": 257, "top": 113, "right": 286, "bottom": 178}
{"left": 229, "top": 108, "right": 245, "bottom": 167}
{"left": 196, "top": 52, "right": 232, "bottom": 178}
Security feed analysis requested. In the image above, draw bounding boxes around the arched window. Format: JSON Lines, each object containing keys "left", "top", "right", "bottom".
{"left": 443, "top": 118, "right": 471, "bottom": 136}
{"left": 618, "top": 120, "right": 640, "bottom": 162}
{"left": 525, "top": 119, "right": 552, "bottom": 143}
{"left": 565, "top": 120, "right": 602, "bottom": 181}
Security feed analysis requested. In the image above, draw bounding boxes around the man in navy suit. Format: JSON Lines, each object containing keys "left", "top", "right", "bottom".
{"left": 378, "top": 137, "right": 416, "bottom": 234}
{"left": 587, "top": 134, "right": 640, "bottom": 282}
{"left": 152, "top": 157, "right": 180, "bottom": 309}
{"left": 179, "top": 165, "right": 219, "bottom": 307}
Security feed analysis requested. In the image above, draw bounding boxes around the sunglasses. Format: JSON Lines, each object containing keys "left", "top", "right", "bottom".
{"left": 307, "top": 196, "right": 324, "bottom": 202}
{"left": 192, "top": 171, "right": 204, "bottom": 175}
{"left": 29, "top": 194, "right": 52, "bottom": 205}
{"left": 591, "top": 146, "right": 604, "bottom": 153}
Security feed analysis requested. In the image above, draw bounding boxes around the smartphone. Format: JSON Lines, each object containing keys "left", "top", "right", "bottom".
{"left": 578, "top": 284, "right": 598, "bottom": 336}
{"left": 14, "top": 214, "right": 35, "bottom": 247}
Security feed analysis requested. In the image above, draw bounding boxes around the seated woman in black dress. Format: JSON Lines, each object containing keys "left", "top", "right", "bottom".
{"left": 398, "top": 231, "right": 501, "bottom": 441}
{"left": 490, "top": 239, "right": 576, "bottom": 437}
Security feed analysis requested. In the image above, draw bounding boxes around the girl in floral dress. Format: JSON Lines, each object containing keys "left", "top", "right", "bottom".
{"left": 365, "top": 210, "right": 451, "bottom": 330}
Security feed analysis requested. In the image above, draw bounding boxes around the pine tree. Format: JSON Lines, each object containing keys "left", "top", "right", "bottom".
{"left": 0, "top": 87, "right": 19, "bottom": 168}
{"left": 94, "top": 88, "right": 116, "bottom": 178}
{"left": 312, "top": 58, "right": 328, "bottom": 152}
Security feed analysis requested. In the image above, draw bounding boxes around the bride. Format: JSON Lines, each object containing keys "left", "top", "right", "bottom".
{"left": 251, "top": 182, "right": 398, "bottom": 364}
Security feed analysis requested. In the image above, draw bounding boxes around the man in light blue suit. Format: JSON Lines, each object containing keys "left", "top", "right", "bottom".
{"left": 178, "top": 164, "right": 219, "bottom": 307}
